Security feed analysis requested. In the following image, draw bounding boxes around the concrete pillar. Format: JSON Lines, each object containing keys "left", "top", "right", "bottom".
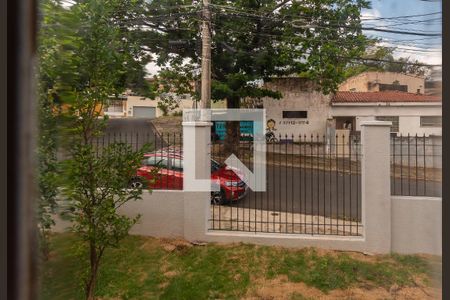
{"left": 182, "top": 121, "right": 212, "bottom": 241}
{"left": 360, "top": 121, "right": 392, "bottom": 253}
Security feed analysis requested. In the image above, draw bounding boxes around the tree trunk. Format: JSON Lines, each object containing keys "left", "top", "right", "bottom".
{"left": 85, "top": 242, "right": 99, "bottom": 300}
{"left": 224, "top": 96, "right": 241, "bottom": 155}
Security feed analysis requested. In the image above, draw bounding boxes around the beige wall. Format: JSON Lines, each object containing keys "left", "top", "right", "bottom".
{"left": 339, "top": 72, "right": 425, "bottom": 93}
{"left": 263, "top": 78, "right": 332, "bottom": 139}
{"left": 125, "top": 95, "right": 195, "bottom": 117}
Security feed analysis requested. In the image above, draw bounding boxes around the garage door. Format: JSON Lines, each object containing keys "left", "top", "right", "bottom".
{"left": 133, "top": 106, "right": 156, "bottom": 119}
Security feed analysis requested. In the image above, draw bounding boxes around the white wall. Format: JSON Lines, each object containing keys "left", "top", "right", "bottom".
{"left": 125, "top": 95, "right": 195, "bottom": 118}
{"left": 263, "top": 78, "right": 331, "bottom": 139}
{"left": 391, "top": 196, "right": 441, "bottom": 255}
{"left": 398, "top": 116, "right": 441, "bottom": 136}
{"left": 125, "top": 96, "right": 159, "bottom": 117}
{"left": 122, "top": 191, "right": 185, "bottom": 238}
{"left": 53, "top": 190, "right": 186, "bottom": 238}
{"left": 332, "top": 103, "right": 442, "bottom": 135}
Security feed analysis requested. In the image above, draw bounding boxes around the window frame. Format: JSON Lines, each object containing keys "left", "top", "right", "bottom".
{"left": 282, "top": 110, "right": 308, "bottom": 119}
{"left": 420, "top": 116, "right": 442, "bottom": 128}
{"left": 375, "top": 116, "right": 399, "bottom": 132}
{"left": 378, "top": 83, "right": 408, "bottom": 92}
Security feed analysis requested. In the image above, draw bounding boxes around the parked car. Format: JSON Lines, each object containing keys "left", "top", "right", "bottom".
{"left": 129, "top": 147, "right": 248, "bottom": 204}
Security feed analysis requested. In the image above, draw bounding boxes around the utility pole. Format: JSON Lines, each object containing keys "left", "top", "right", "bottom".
{"left": 200, "top": 0, "right": 211, "bottom": 110}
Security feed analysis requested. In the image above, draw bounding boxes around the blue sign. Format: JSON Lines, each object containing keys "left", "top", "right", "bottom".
{"left": 215, "top": 121, "right": 259, "bottom": 140}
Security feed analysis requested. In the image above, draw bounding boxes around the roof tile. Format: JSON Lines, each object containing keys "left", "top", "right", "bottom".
{"left": 332, "top": 91, "right": 441, "bottom": 103}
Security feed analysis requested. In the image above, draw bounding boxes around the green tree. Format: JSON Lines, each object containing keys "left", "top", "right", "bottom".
{"left": 38, "top": 1, "right": 152, "bottom": 298}
{"left": 140, "top": 0, "right": 371, "bottom": 150}
{"left": 343, "top": 44, "right": 430, "bottom": 78}
{"left": 157, "top": 94, "right": 181, "bottom": 116}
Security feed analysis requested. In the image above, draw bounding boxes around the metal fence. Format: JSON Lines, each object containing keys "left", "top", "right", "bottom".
{"left": 89, "top": 130, "right": 180, "bottom": 190}
{"left": 390, "top": 134, "right": 442, "bottom": 197}
{"left": 210, "top": 134, "right": 363, "bottom": 237}
{"left": 83, "top": 128, "right": 442, "bottom": 236}
{"left": 86, "top": 130, "right": 363, "bottom": 236}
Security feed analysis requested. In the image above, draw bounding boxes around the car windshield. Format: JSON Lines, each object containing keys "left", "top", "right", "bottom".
{"left": 211, "top": 159, "right": 221, "bottom": 172}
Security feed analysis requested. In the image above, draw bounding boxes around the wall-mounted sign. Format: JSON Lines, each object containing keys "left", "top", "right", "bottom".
{"left": 279, "top": 120, "right": 309, "bottom": 125}
{"left": 215, "top": 121, "right": 261, "bottom": 141}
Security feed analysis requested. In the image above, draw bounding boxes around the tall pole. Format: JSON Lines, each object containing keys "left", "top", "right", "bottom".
{"left": 200, "top": 0, "right": 211, "bottom": 110}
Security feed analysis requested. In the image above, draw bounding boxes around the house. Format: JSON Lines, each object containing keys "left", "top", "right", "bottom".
{"left": 331, "top": 91, "right": 442, "bottom": 136}
{"left": 333, "top": 71, "right": 441, "bottom": 136}
{"left": 260, "top": 71, "right": 442, "bottom": 139}
{"left": 57, "top": 103, "right": 105, "bottom": 117}
{"left": 338, "top": 71, "right": 425, "bottom": 94}
{"left": 103, "top": 91, "right": 195, "bottom": 119}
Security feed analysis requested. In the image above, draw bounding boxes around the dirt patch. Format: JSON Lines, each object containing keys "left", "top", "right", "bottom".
{"left": 158, "top": 281, "right": 170, "bottom": 290}
{"left": 159, "top": 238, "right": 193, "bottom": 252}
{"left": 139, "top": 238, "right": 161, "bottom": 252}
{"left": 337, "top": 250, "right": 380, "bottom": 263}
{"left": 245, "top": 275, "right": 437, "bottom": 300}
{"left": 138, "top": 271, "right": 148, "bottom": 283}
{"left": 164, "top": 270, "right": 178, "bottom": 278}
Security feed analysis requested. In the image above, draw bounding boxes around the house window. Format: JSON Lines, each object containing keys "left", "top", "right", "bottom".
{"left": 375, "top": 116, "right": 399, "bottom": 132}
{"left": 282, "top": 111, "right": 307, "bottom": 118}
{"left": 420, "top": 116, "right": 442, "bottom": 127}
{"left": 379, "top": 84, "right": 408, "bottom": 92}
{"left": 105, "top": 100, "right": 124, "bottom": 112}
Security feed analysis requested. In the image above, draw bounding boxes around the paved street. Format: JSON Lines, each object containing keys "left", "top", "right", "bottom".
{"left": 227, "top": 165, "right": 441, "bottom": 220}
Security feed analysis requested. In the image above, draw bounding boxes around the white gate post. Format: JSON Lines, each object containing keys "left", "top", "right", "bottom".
{"left": 361, "top": 121, "right": 392, "bottom": 253}
{"left": 182, "top": 120, "right": 212, "bottom": 241}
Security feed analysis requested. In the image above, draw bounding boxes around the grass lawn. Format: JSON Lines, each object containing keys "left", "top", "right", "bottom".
{"left": 40, "top": 233, "right": 441, "bottom": 300}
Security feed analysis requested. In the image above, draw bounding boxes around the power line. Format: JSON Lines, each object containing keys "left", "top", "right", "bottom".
{"left": 362, "top": 17, "right": 441, "bottom": 27}
{"left": 209, "top": 21, "right": 441, "bottom": 53}
{"left": 361, "top": 11, "right": 441, "bottom": 20}
{"left": 361, "top": 27, "right": 440, "bottom": 37}
{"left": 209, "top": 30, "right": 442, "bottom": 67}
{"left": 212, "top": 4, "right": 441, "bottom": 22}
{"left": 209, "top": 6, "right": 442, "bottom": 37}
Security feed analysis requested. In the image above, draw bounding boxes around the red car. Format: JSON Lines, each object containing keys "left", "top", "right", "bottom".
{"left": 129, "top": 148, "right": 248, "bottom": 204}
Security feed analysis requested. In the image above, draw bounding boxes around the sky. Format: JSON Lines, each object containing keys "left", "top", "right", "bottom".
{"left": 146, "top": 0, "right": 442, "bottom": 76}
{"left": 361, "top": 0, "right": 442, "bottom": 65}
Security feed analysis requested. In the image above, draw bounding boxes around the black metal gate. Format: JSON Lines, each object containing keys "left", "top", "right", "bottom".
{"left": 209, "top": 134, "right": 363, "bottom": 236}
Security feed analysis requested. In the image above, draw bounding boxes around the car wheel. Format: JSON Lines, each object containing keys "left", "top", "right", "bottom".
{"left": 129, "top": 177, "right": 144, "bottom": 189}
{"left": 211, "top": 190, "right": 226, "bottom": 205}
